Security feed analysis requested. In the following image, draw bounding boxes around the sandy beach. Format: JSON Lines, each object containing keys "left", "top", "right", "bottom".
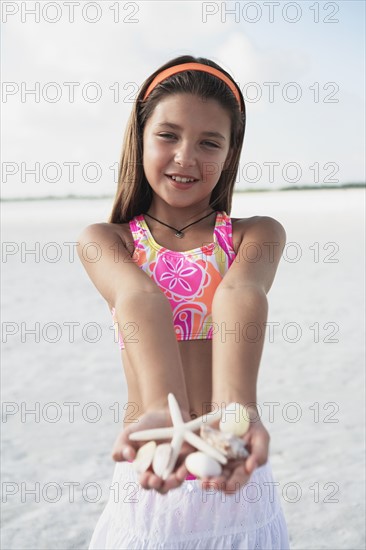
{"left": 1, "top": 188, "right": 365, "bottom": 549}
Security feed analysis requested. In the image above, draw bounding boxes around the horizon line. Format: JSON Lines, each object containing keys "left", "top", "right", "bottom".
{"left": 1, "top": 183, "right": 365, "bottom": 202}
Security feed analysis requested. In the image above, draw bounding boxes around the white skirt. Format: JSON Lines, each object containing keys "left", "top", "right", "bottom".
{"left": 89, "top": 459, "right": 290, "bottom": 550}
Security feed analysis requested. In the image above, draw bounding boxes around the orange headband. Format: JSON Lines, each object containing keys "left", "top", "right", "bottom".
{"left": 143, "top": 62, "right": 243, "bottom": 112}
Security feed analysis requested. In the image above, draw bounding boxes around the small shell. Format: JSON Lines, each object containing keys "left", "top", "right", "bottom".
{"left": 200, "top": 425, "right": 249, "bottom": 460}
{"left": 219, "top": 402, "right": 250, "bottom": 436}
{"left": 132, "top": 441, "right": 157, "bottom": 474}
{"left": 185, "top": 452, "right": 222, "bottom": 478}
{"left": 152, "top": 443, "right": 173, "bottom": 478}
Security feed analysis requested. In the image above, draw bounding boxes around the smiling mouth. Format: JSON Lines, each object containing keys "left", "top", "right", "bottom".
{"left": 166, "top": 175, "right": 199, "bottom": 184}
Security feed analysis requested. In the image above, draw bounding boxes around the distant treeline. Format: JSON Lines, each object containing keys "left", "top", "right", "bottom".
{"left": 1, "top": 183, "right": 365, "bottom": 202}
{"left": 236, "top": 183, "right": 365, "bottom": 193}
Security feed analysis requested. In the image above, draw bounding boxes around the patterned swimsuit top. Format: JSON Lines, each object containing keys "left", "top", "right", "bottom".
{"left": 111, "top": 211, "right": 237, "bottom": 350}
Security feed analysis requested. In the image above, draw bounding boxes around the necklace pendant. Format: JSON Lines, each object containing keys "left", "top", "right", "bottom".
{"left": 175, "top": 231, "right": 184, "bottom": 238}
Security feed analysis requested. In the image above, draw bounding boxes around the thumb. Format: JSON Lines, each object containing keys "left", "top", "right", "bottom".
{"left": 251, "top": 427, "right": 270, "bottom": 467}
{"left": 111, "top": 426, "right": 138, "bottom": 462}
{"left": 112, "top": 441, "right": 136, "bottom": 462}
{"left": 244, "top": 433, "right": 269, "bottom": 474}
{"left": 123, "top": 445, "right": 136, "bottom": 461}
{"left": 244, "top": 454, "right": 258, "bottom": 475}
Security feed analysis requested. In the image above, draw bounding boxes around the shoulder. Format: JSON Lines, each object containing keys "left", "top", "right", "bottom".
{"left": 77, "top": 221, "right": 132, "bottom": 248}
{"left": 230, "top": 215, "right": 286, "bottom": 250}
{"left": 220, "top": 216, "right": 286, "bottom": 293}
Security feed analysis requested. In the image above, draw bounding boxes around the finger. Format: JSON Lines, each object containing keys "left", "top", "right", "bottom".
{"left": 223, "top": 463, "right": 249, "bottom": 494}
{"left": 200, "top": 473, "right": 228, "bottom": 492}
{"left": 137, "top": 462, "right": 187, "bottom": 493}
{"left": 157, "top": 473, "right": 182, "bottom": 494}
{"left": 201, "top": 478, "right": 225, "bottom": 493}
{"left": 208, "top": 464, "right": 248, "bottom": 494}
{"left": 111, "top": 440, "right": 136, "bottom": 462}
{"left": 148, "top": 473, "right": 164, "bottom": 491}
{"left": 111, "top": 426, "right": 138, "bottom": 462}
{"left": 249, "top": 440, "right": 269, "bottom": 471}
{"left": 199, "top": 463, "right": 235, "bottom": 489}
{"left": 139, "top": 471, "right": 164, "bottom": 491}
{"left": 175, "top": 462, "right": 191, "bottom": 483}
{"left": 245, "top": 454, "right": 259, "bottom": 475}
{"left": 155, "top": 463, "right": 198, "bottom": 494}
{"left": 137, "top": 470, "right": 150, "bottom": 489}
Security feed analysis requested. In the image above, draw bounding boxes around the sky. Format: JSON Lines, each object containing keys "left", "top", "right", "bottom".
{"left": 1, "top": 0, "right": 365, "bottom": 199}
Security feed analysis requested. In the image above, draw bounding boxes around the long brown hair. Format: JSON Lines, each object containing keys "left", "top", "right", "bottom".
{"left": 108, "top": 55, "right": 246, "bottom": 223}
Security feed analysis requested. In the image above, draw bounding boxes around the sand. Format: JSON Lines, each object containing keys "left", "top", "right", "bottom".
{"left": 1, "top": 189, "right": 365, "bottom": 549}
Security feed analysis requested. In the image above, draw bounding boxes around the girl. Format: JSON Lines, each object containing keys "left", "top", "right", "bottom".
{"left": 78, "top": 55, "right": 290, "bottom": 549}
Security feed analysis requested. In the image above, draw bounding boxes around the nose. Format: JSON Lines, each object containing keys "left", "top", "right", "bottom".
{"left": 174, "top": 140, "right": 197, "bottom": 167}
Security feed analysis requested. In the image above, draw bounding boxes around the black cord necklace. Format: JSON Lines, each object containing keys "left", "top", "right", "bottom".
{"left": 144, "top": 210, "right": 216, "bottom": 238}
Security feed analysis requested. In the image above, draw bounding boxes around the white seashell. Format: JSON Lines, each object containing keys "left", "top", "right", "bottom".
{"left": 132, "top": 441, "right": 157, "bottom": 474}
{"left": 219, "top": 402, "right": 250, "bottom": 436}
{"left": 152, "top": 443, "right": 173, "bottom": 478}
{"left": 185, "top": 452, "right": 222, "bottom": 478}
{"left": 200, "top": 425, "right": 249, "bottom": 460}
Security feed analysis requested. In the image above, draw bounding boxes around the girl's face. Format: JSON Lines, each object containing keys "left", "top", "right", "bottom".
{"left": 142, "top": 93, "right": 232, "bottom": 213}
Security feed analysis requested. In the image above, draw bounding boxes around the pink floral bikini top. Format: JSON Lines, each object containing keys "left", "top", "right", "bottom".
{"left": 111, "top": 211, "right": 237, "bottom": 350}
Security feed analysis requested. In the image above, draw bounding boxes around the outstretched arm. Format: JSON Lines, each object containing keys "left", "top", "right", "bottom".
{"left": 205, "top": 216, "right": 286, "bottom": 492}
{"left": 77, "top": 223, "right": 190, "bottom": 414}
{"left": 212, "top": 216, "right": 286, "bottom": 406}
{"left": 77, "top": 223, "right": 194, "bottom": 493}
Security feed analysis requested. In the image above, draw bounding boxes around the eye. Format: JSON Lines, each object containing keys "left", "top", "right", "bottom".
{"left": 158, "top": 133, "right": 175, "bottom": 139}
{"left": 157, "top": 134, "right": 220, "bottom": 149}
{"left": 203, "top": 141, "right": 219, "bottom": 148}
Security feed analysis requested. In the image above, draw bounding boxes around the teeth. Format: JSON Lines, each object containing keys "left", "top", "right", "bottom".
{"left": 170, "top": 175, "right": 195, "bottom": 183}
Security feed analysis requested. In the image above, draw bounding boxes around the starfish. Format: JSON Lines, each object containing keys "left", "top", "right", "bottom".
{"left": 128, "top": 393, "right": 228, "bottom": 480}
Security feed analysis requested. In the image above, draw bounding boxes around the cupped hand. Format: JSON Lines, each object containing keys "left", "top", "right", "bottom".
{"left": 111, "top": 408, "right": 196, "bottom": 494}
{"left": 200, "top": 416, "right": 270, "bottom": 495}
